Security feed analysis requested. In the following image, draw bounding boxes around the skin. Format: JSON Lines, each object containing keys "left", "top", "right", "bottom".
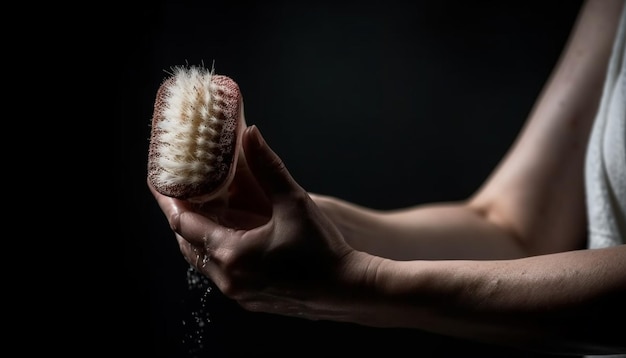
{"left": 149, "top": 0, "right": 626, "bottom": 354}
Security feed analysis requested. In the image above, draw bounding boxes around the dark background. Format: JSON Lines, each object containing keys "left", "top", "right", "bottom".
{"left": 118, "top": 1, "right": 584, "bottom": 357}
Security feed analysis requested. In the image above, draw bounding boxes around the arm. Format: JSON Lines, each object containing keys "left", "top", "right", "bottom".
{"left": 313, "top": 0, "right": 625, "bottom": 260}
{"left": 153, "top": 127, "right": 626, "bottom": 355}
{"left": 365, "top": 245, "right": 626, "bottom": 354}
{"left": 310, "top": 1, "right": 626, "bottom": 352}
{"left": 151, "top": 0, "right": 626, "bottom": 355}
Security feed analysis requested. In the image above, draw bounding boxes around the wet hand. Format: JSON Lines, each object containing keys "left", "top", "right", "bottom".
{"left": 150, "top": 126, "right": 369, "bottom": 321}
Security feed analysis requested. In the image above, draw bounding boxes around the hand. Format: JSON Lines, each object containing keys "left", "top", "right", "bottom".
{"left": 149, "top": 125, "right": 371, "bottom": 321}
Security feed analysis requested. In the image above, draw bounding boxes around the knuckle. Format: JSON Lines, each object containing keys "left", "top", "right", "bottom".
{"left": 217, "top": 249, "right": 238, "bottom": 271}
{"left": 270, "top": 155, "right": 286, "bottom": 172}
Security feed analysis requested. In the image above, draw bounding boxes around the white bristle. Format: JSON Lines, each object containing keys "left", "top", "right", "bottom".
{"left": 155, "top": 66, "right": 225, "bottom": 186}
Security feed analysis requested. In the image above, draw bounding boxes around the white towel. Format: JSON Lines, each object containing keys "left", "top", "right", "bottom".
{"left": 585, "top": 4, "right": 626, "bottom": 249}
{"left": 584, "top": 3, "right": 626, "bottom": 358}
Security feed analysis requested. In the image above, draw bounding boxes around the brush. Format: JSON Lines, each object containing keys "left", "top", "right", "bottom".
{"left": 147, "top": 65, "right": 246, "bottom": 204}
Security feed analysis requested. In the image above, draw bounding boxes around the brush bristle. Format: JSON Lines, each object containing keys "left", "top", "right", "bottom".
{"left": 148, "top": 66, "right": 243, "bottom": 201}
{"left": 156, "top": 67, "right": 221, "bottom": 186}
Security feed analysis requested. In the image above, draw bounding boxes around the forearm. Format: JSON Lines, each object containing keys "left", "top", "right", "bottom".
{"left": 321, "top": 196, "right": 527, "bottom": 260}
{"left": 346, "top": 245, "right": 626, "bottom": 354}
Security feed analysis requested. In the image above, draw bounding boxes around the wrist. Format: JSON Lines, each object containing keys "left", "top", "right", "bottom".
{"left": 335, "top": 251, "right": 437, "bottom": 327}
{"left": 337, "top": 250, "right": 386, "bottom": 289}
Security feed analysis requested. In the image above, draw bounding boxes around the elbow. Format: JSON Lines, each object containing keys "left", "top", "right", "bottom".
{"left": 465, "top": 196, "right": 587, "bottom": 257}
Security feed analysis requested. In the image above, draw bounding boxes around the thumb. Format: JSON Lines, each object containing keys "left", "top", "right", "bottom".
{"left": 242, "top": 125, "right": 303, "bottom": 201}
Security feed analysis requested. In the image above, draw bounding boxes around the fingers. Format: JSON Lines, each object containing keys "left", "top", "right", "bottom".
{"left": 227, "top": 150, "right": 272, "bottom": 217}
{"left": 147, "top": 178, "right": 195, "bottom": 227}
{"left": 242, "top": 125, "right": 304, "bottom": 202}
{"left": 177, "top": 233, "right": 212, "bottom": 270}
{"left": 148, "top": 178, "right": 233, "bottom": 247}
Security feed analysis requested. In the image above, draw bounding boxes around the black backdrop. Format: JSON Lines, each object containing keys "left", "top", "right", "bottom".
{"left": 118, "top": 1, "right": 584, "bottom": 357}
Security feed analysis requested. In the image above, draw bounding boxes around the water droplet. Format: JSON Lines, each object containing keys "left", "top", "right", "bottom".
{"left": 183, "top": 264, "right": 214, "bottom": 357}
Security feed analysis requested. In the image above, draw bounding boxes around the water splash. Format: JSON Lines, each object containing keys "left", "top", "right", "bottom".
{"left": 182, "top": 265, "right": 213, "bottom": 357}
